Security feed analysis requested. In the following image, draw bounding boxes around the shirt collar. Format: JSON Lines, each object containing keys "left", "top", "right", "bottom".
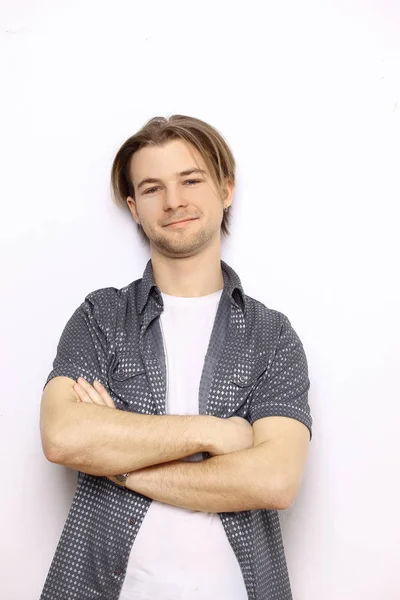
{"left": 137, "top": 258, "right": 245, "bottom": 315}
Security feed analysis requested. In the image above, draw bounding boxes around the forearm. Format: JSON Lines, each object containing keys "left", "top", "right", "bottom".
{"left": 125, "top": 443, "right": 285, "bottom": 512}
{"left": 51, "top": 403, "right": 218, "bottom": 476}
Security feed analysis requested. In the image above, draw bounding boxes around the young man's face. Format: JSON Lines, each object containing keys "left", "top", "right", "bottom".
{"left": 126, "top": 139, "right": 233, "bottom": 257}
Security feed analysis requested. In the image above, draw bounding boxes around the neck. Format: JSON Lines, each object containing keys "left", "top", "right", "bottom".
{"left": 150, "top": 244, "right": 224, "bottom": 298}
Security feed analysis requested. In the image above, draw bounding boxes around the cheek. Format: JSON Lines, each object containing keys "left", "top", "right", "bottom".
{"left": 140, "top": 206, "right": 159, "bottom": 225}
{"left": 197, "top": 193, "right": 223, "bottom": 215}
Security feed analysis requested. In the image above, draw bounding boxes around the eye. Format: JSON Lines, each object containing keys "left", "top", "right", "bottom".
{"left": 143, "top": 180, "right": 202, "bottom": 195}
{"left": 184, "top": 179, "right": 202, "bottom": 186}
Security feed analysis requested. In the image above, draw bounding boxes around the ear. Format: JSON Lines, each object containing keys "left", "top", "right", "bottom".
{"left": 126, "top": 196, "right": 140, "bottom": 225}
{"left": 222, "top": 179, "right": 235, "bottom": 208}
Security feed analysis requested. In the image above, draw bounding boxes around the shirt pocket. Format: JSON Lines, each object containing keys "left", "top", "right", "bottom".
{"left": 107, "top": 351, "right": 150, "bottom": 412}
{"left": 226, "top": 356, "right": 269, "bottom": 419}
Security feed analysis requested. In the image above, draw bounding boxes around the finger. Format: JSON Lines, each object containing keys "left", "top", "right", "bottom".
{"left": 76, "top": 377, "right": 107, "bottom": 405}
{"left": 78, "top": 377, "right": 111, "bottom": 406}
{"left": 72, "top": 386, "right": 83, "bottom": 402}
{"left": 93, "top": 380, "right": 116, "bottom": 409}
{"left": 73, "top": 383, "right": 93, "bottom": 403}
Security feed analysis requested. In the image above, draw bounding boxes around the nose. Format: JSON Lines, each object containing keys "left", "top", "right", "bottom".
{"left": 162, "top": 182, "right": 189, "bottom": 212}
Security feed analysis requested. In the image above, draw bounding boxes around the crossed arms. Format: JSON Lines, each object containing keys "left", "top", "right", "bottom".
{"left": 40, "top": 375, "right": 310, "bottom": 512}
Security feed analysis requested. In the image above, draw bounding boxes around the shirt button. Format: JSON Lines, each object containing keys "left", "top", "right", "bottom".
{"left": 117, "top": 369, "right": 125, "bottom": 376}
{"left": 129, "top": 516, "right": 136, "bottom": 525}
{"left": 114, "top": 568, "right": 122, "bottom": 576}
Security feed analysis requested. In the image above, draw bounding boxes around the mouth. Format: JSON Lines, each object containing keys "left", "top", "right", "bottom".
{"left": 164, "top": 218, "right": 198, "bottom": 227}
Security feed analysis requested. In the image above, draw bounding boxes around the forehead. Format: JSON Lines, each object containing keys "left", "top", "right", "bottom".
{"left": 129, "top": 139, "right": 208, "bottom": 182}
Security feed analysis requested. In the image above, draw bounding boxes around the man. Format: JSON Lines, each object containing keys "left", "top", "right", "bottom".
{"left": 40, "top": 114, "right": 313, "bottom": 600}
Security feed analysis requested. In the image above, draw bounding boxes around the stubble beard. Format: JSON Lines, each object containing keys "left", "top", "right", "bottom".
{"left": 147, "top": 219, "right": 219, "bottom": 256}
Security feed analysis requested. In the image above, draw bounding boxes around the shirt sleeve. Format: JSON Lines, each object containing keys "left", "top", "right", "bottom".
{"left": 248, "top": 314, "right": 313, "bottom": 441}
{"left": 43, "top": 290, "right": 115, "bottom": 392}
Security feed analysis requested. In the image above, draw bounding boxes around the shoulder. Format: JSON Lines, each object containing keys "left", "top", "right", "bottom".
{"left": 244, "top": 293, "right": 289, "bottom": 331}
{"left": 78, "top": 286, "right": 124, "bottom": 333}
{"left": 81, "top": 279, "right": 141, "bottom": 324}
{"left": 83, "top": 275, "right": 142, "bottom": 306}
{"left": 84, "top": 285, "right": 122, "bottom": 308}
{"left": 243, "top": 293, "right": 305, "bottom": 351}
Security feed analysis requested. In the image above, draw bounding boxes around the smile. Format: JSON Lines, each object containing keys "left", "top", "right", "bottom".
{"left": 165, "top": 218, "right": 198, "bottom": 227}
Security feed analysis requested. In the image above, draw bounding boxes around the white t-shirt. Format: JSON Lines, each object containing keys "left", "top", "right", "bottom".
{"left": 118, "top": 289, "right": 248, "bottom": 600}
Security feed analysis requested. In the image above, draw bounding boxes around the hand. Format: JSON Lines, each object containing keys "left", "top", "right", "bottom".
{"left": 73, "top": 377, "right": 116, "bottom": 409}
{"left": 209, "top": 416, "right": 254, "bottom": 456}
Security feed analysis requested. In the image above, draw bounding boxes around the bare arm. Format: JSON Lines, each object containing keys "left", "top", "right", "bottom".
{"left": 125, "top": 444, "right": 284, "bottom": 512}
{"left": 124, "top": 417, "right": 310, "bottom": 513}
{"left": 40, "top": 376, "right": 252, "bottom": 476}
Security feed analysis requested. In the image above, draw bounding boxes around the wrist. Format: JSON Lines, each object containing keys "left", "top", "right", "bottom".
{"left": 125, "top": 472, "right": 134, "bottom": 491}
{"left": 108, "top": 473, "right": 130, "bottom": 488}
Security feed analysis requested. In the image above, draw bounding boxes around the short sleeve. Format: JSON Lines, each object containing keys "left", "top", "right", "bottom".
{"left": 43, "top": 290, "right": 116, "bottom": 392}
{"left": 248, "top": 314, "right": 313, "bottom": 441}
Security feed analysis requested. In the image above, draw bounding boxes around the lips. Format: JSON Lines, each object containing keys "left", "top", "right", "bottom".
{"left": 165, "top": 218, "right": 197, "bottom": 226}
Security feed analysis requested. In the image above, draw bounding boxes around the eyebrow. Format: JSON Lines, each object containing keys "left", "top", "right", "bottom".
{"left": 136, "top": 168, "right": 207, "bottom": 191}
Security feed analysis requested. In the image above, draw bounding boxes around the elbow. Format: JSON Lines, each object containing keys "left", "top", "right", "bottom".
{"left": 258, "top": 477, "right": 297, "bottom": 511}
{"left": 41, "top": 425, "right": 75, "bottom": 465}
{"left": 275, "top": 478, "right": 299, "bottom": 511}
{"left": 41, "top": 431, "right": 105, "bottom": 476}
{"left": 40, "top": 417, "right": 71, "bottom": 466}
{"left": 40, "top": 416, "right": 82, "bottom": 467}
{"left": 275, "top": 490, "right": 293, "bottom": 511}
{"left": 42, "top": 436, "right": 67, "bottom": 465}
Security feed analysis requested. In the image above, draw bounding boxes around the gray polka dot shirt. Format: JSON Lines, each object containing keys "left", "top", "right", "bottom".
{"left": 40, "top": 259, "right": 313, "bottom": 600}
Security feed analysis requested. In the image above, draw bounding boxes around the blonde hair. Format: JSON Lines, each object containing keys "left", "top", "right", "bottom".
{"left": 110, "top": 114, "right": 235, "bottom": 244}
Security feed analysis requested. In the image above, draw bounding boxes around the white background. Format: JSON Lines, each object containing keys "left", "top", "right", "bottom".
{"left": 1, "top": 1, "right": 399, "bottom": 598}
